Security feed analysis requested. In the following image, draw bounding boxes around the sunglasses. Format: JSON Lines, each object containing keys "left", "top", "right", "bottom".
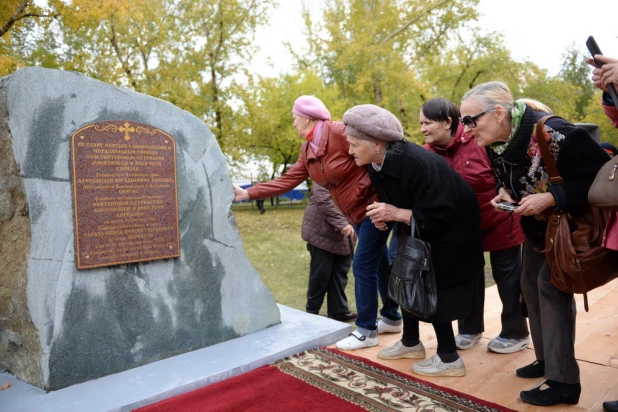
{"left": 460, "top": 109, "right": 494, "bottom": 128}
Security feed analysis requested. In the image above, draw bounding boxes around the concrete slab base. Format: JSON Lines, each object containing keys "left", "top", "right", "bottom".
{"left": 0, "top": 305, "right": 352, "bottom": 412}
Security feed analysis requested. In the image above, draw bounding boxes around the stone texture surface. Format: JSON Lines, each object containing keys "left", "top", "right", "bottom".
{"left": 0, "top": 67, "right": 280, "bottom": 391}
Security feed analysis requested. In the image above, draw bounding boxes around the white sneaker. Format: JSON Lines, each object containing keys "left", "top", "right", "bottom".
{"left": 378, "top": 340, "right": 425, "bottom": 360}
{"left": 335, "top": 330, "right": 378, "bottom": 351}
{"left": 487, "top": 336, "right": 530, "bottom": 354}
{"left": 412, "top": 354, "right": 466, "bottom": 377}
{"left": 377, "top": 319, "right": 403, "bottom": 334}
{"left": 455, "top": 333, "right": 482, "bottom": 350}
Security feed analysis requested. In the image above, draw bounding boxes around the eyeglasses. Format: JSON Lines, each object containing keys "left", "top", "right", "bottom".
{"left": 460, "top": 109, "right": 492, "bottom": 128}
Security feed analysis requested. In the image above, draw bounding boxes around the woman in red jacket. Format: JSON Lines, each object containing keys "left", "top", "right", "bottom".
{"left": 420, "top": 98, "right": 529, "bottom": 353}
{"left": 233, "top": 96, "right": 402, "bottom": 350}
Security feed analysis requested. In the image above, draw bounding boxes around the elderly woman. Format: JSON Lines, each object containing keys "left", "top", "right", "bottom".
{"left": 420, "top": 98, "right": 528, "bottom": 354}
{"left": 460, "top": 81, "right": 609, "bottom": 406}
{"left": 233, "top": 96, "right": 402, "bottom": 350}
{"left": 343, "top": 104, "right": 484, "bottom": 377}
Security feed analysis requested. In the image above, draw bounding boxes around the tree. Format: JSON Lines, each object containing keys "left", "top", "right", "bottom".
{"left": 291, "top": 0, "right": 479, "bottom": 140}
{"left": 166, "top": 0, "right": 277, "bottom": 150}
{"left": 237, "top": 69, "right": 346, "bottom": 178}
{"left": 559, "top": 44, "right": 597, "bottom": 122}
{"left": 0, "top": 0, "right": 59, "bottom": 76}
{"left": 6, "top": 0, "right": 276, "bottom": 154}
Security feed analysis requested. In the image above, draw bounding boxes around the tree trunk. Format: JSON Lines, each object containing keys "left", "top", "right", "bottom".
{"left": 0, "top": 0, "right": 29, "bottom": 38}
{"left": 210, "top": 59, "right": 223, "bottom": 144}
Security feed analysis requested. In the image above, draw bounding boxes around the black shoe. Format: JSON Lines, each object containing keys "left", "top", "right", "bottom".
{"left": 516, "top": 360, "right": 545, "bottom": 378}
{"left": 328, "top": 312, "right": 358, "bottom": 322}
{"left": 604, "top": 400, "right": 618, "bottom": 412}
{"left": 520, "top": 380, "right": 580, "bottom": 406}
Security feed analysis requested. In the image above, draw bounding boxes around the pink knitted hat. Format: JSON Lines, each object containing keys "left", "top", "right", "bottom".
{"left": 292, "top": 96, "right": 331, "bottom": 121}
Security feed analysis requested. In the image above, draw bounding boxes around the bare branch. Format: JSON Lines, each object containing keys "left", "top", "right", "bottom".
{"left": 1, "top": 0, "right": 29, "bottom": 38}
{"left": 416, "top": 21, "right": 452, "bottom": 59}
{"left": 108, "top": 19, "right": 139, "bottom": 91}
{"left": 380, "top": 0, "right": 450, "bottom": 47}
{"left": 13, "top": 12, "right": 59, "bottom": 20}
{"left": 227, "top": 0, "right": 256, "bottom": 40}
{"left": 468, "top": 70, "right": 484, "bottom": 89}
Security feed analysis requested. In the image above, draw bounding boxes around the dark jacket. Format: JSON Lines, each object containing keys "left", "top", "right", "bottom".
{"left": 369, "top": 140, "right": 484, "bottom": 322}
{"left": 485, "top": 106, "right": 610, "bottom": 244}
{"left": 425, "top": 123, "right": 525, "bottom": 251}
{"left": 301, "top": 184, "right": 355, "bottom": 255}
{"left": 247, "top": 121, "right": 376, "bottom": 224}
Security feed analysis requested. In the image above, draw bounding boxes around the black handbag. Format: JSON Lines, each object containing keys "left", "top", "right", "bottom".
{"left": 388, "top": 218, "right": 437, "bottom": 319}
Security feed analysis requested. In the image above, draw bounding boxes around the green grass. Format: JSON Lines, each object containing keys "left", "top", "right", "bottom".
{"left": 234, "top": 208, "right": 356, "bottom": 315}
{"left": 234, "top": 208, "right": 494, "bottom": 314}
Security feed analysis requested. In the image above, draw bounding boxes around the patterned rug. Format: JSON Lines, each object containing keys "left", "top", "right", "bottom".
{"left": 274, "top": 348, "right": 513, "bottom": 412}
{"left": 135, "top": 347, "right": 514, "bottom": 412}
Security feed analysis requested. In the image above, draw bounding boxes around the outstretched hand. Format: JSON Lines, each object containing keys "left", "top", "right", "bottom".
{"left": 233, "top": 184, "right": 250, "bottom": 202}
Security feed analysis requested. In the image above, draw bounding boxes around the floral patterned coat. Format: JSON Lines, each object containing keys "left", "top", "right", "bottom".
{"left": 485, "top": 105, "right": 609, "bottom": 244}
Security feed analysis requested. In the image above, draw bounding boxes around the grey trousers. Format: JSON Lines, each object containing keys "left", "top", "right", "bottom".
{"left": 306, "top": 244, "right": 351, "bottom": 315}
{"left": 521, "top": 239, "right": 579, "bottom": 384}
{"left": 458, "top": 245, "right": 529, "bottom": 339}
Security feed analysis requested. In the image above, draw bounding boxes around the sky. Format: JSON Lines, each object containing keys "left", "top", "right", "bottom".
{"left": 251, "top": 0, "right": 618, "bottom": 78}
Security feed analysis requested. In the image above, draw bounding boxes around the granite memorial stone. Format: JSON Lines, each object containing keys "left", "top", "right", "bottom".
{"left": 0, "top": 67, "right": 280, "bottom": 391}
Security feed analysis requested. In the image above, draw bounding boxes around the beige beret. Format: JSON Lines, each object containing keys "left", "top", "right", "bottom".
{"left": 343, "top": 104, "right": 403, "bottom": 142}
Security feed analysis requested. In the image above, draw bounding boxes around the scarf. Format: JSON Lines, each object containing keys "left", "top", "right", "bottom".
{"left": 306, "top": 121, "right": 324, "bottom": 153}
{"left": 489, "top": 100, "right": 526, "bottom": 155}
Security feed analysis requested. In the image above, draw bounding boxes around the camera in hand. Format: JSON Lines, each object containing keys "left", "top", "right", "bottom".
{"left": 497, "top": 202, "right": 519, "bottom": 212}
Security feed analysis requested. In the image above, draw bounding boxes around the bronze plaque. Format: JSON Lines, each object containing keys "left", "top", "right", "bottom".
{"left": 71, "top": 120, "right": 180, "bottom": 269}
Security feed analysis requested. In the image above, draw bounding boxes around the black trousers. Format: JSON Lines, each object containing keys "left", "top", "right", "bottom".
{"left": 256, "top": 199, "right": 265, "bottom": 213}
{"left": 458, "top": 245, "right": 529, "bottom": 339}
{"left": 306, "top": 244, "right": 351, "bottom": 315}
{"left": 402, "top": 312, "right": 457, "bottom": 354}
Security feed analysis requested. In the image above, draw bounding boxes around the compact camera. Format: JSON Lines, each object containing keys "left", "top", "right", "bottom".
{"left": 496, "top": 202, "right": 519, "bottom": 212}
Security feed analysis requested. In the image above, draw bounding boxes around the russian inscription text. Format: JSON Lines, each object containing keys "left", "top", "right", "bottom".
{"left": 71, "top": 120, "right": 180, "bottom": 269}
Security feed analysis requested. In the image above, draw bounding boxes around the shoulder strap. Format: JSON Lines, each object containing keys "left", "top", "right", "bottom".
{"left": 409, "top": 216, "right": 423, "bottom": 240}
{"left": 535, "top": 115, "right": 563, "bottom": 185}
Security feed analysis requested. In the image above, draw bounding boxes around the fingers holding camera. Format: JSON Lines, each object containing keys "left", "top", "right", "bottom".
{"left": 515, "top": 193, "right": 556, "bottom": 216}
{"left": 490, "top": 187, "right": 516, "bottom": 211}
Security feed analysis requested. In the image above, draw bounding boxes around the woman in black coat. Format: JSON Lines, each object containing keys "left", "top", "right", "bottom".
{"left": 460, "top": 81, "right": 609, "bottom": 406}
{"left": 343, "top": 104, "right": 484, "bottom": 377}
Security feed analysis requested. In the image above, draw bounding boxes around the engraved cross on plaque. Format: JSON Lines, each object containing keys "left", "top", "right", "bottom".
{"left": 119, "top": 122, "right": 136, "bottom": 141}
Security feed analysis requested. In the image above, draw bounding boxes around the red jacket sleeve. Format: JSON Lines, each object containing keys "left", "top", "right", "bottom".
{"left": 246, "top": 156, "right": 309, "bottom": 200}
{"left": 603, "top": 102, "right": 618, "bottom": 128}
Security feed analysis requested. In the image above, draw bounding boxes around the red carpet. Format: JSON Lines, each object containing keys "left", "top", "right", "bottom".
{"left": 134, "top": 348, "right": 515, "bottom": 412}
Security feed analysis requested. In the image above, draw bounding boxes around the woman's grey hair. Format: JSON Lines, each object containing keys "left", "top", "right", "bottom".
{"left": 462, "top": 81, "right": 514, "bottom": 116}
{"left": 519, "top": 98, "right": 552, "bottom": 113}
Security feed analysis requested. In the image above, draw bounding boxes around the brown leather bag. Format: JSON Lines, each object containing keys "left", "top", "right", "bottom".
{"left": 588, "top": 155, "right": 618, "bottom": 211}
{"left": 535, "top": 116, "right": 618, "bottom": 311}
